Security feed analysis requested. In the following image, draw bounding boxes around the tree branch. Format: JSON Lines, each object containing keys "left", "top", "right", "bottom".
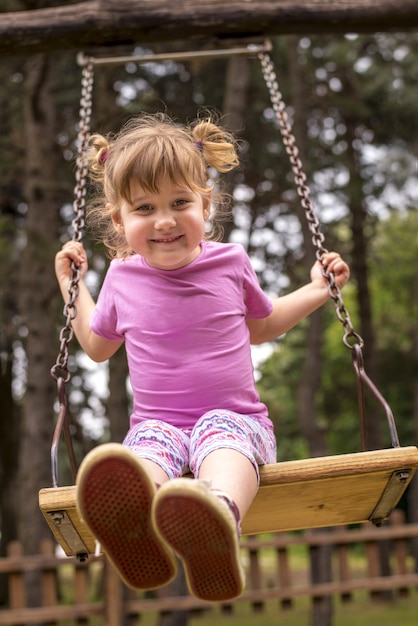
{"left": 1, "top": 0, "right": 418, "bottom": 58}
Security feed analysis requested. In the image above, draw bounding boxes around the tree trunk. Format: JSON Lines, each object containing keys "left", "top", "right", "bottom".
{"left": 287, "top": 36, "right": 334, "bottom": 626}
{"left": 343, "top": 108, "right": 383, "bottom": 452}
{"left": 341, "top": 66, "right": 392, "bottom": 601}
{"left": 17, "top": 52, "right": 63, "bottom": 611}
{"left": 107, "top": 347, "right": 130, "bottom": 444}
{"left": 222, "top": 54, "right": 252, "bottom": 243}
{"left": 92, "top": 67, "right": 132, "bottom": 446}
{"left": 0, "top": 344, "right": 20, "bottom": 605}
{"left": 0, "top": 113, "right": 21, "bottom": 600}
{"left": 1, "top": 0, "right": 418, "bottom": 56}
{"left": 286, "top": 35, "right": 329, "bottom": 455}
{"left": 408, "top": 260, "right": 418, "bottom": 566}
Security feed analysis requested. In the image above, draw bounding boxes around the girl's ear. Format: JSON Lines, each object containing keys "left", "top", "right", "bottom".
{"left": 110, "top": 205, "right": 124, "bottom": 233}
{"left": 202, "top": 193, "right": 212, "bottom": 220}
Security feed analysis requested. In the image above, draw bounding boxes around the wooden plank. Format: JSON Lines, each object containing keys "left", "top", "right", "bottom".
{"left": 0, "top": 553, "right": 100, "bottom": 574}
{"left": 336, "top": 542, "right": 352, "bottom": 603}
{"left": 39, "top": 446, "right": 418, "bottom": 555}
{"left": 240, "top": 522, "right": 418, "bottom": 549}
{"left": 122, "top": 573, "right": 418, "bottom": 610}
{"left": 39, "top": 487, "right": 96, "bottom": 556}
{"left": 0, "top": 604, "right": 103, "bottom": 625}
{"left": 391, "top": 510, "right": 409, "bottom": 597}
{"left": 104, "top": 560, "right": 124, "bottom": 626}
{"left": 255, "top": 447, "right": 418, "bottom": 485}
{"left": 2, "top": 522, "right": 418, "bottom": 622}
{"left": 1, "top": 0, "right": 418, "bottom": 57}
{"left": 246, "top": 536, "right": 264, "bottom": 612}
{"left": 7, "top": 572, "right": 417, "bottom": 623}
{"left": 40, "top": 539, "right": 58, "bottom": 625}
{"left": 277, "top": 546, "right": 293, "bottom": 609}
{"left": 74, "top": 560, "right": 90, "bottom": 626}
{"left": 7, "top": 542, "right": 25, "bottom": 611}
{"left": 242, "top": 447, "right": 418, "bottom": 534}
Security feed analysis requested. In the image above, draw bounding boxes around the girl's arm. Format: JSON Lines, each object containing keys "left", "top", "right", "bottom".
{"left": 247, "top": 252, "right": 350, "bottom": 345}
{"left": 55, "top": 241, "right": 123, "bottom": 362}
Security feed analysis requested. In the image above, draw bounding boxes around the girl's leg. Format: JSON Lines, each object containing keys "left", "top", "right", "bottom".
{"left": 190, "top": 409, "right": 277, "bottom": 519}
{"left": 198, "top": 448, "right": 258, "bottom": 519}
{"left": 77, "top": 443, "right": 178, "bottom": 590}
{"left": 152, "top": 411, "right": 276, "bottom": 602}
{"left": 153, "top": 474, "right": 245, "bottom": 602}
{"left": 123, "top": 419, "right": 191, "bottom": 481}
{"left": 76, "top": 422, "right": 190, "bottom": 590}
{"left": 138, "top": 458, "right": 172, "bottom": 486}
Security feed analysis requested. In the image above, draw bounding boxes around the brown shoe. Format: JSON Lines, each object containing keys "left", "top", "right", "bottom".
{"left": 76, "top": 443, "right": 177, "bottom": 590}
{"left": 152, "top": 478, "right": 245, "bottom": 602}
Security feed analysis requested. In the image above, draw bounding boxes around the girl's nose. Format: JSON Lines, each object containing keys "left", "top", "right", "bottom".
{"left": 154, "top": 211, "right": 176, "bottom": 230}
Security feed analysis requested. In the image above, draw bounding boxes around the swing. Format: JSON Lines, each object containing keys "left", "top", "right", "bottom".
{"left": 39, "top": 40, "right": 418, "bottom": 561}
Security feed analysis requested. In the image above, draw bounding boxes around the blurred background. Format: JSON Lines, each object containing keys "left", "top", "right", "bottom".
{"left": 1, "top": 2, "right": 417, "bottom": 623}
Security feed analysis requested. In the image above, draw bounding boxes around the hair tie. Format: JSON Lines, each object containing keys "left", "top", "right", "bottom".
{"left": 193, "top": 141, "right": 203, "bottom": 152}
{"left": 99, "top": 150, "right": 109, "bottom": 164}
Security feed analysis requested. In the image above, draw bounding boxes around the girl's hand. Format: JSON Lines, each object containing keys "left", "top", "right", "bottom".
{"left": 55, "top": 241, "right": 88, "bottom": 285}
{"left": 311, "top": 252, "right": 350, "bottom": 290}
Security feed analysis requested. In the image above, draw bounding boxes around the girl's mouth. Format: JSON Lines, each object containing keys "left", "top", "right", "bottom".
{"left": 151, "top": 234, "right": 183, "bottom": 244}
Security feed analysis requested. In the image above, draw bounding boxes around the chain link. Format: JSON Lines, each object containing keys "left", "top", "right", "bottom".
{"left": 258, "top": 52, "right": 364, "bottom": 350}
{"left": 51, "top": 61, "right": 94, "bottom": 382}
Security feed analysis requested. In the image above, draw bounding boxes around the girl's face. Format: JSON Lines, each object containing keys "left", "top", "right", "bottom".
{"left": 113, "top": 177, "right": 211, "bottom": 270}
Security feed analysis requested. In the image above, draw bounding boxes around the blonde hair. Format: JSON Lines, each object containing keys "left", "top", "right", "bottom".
{"left": 86, "top": 112, "right": 240, "bottom": 257}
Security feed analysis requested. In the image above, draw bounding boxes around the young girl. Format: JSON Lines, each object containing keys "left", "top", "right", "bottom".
{"left": 55, "top": 113, "right": 349, "bottom": 602}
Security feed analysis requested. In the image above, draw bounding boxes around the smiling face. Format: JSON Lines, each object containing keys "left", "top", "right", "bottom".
{"left": 113, "top": 177, "right": 211, "bottom": 270}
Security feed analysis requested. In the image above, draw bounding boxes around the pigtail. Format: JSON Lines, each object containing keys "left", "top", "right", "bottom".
{"left": 192, "top": 118, "right": 239, "bottom": 173}
{"left": 87, "top": 134, "right": 111, "bottom": 180}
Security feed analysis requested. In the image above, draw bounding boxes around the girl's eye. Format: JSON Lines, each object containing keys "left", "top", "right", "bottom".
{"left": 173, "top": 199, "right": 188, "bottom": 208}
{"left": 136, "top": 204, "right": 153, "bottom": 213}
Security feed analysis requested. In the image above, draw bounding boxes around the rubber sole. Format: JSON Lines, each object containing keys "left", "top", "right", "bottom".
{"left": 76, "top": 443, "right": 177, "bottom": 590}
{"left": 152, "top": 478, "right": 245, "bottom": 602}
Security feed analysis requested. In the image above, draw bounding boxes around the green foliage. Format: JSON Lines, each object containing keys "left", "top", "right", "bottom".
{"left": 257, "top": 207, "right": 417, "bottom": 458}
{"left": 369, "top": 211, "right": 418, "bottom": 347}
{"left": 369, "top": 210, "right": 418, "bottom": 443}
{"left": 256, "top": 331, "right": 310, "bottom": 461}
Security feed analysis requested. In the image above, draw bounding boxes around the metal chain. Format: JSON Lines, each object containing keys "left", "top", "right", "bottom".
{"left": 258, "top": 51, "right": 363, "bottom": 350}
{"left": 51, "top": 60, "right": 94, "bottom": 382}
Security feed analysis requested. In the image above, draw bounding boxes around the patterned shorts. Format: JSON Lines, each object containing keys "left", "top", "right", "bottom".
{"left": 123, "top": 409, "right": 277, "bottom": 484}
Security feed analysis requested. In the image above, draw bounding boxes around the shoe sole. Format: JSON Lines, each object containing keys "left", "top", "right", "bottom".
{"left": 76, "top": 443, "right": 177, "bottom": 590}
{"left": 153, "top": 479, "right": 245, "bottom": 602}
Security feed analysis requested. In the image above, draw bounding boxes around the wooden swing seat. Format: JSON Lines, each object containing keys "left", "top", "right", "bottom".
{"left": 39, "top": 445, "right": 418, "bottom": 561}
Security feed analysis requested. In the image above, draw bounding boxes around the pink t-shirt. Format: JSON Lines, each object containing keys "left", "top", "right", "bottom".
{"left": 91, "top": 241, "right": 274, "bottom": 431}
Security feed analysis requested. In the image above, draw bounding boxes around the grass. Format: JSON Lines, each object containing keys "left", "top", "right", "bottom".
{"left": 57, "top": 575, "right": 418, "bottom": 625}
{"left": 57, "top": 539, "right": 418, "bottom": 625}
{"left": 164, "top": 593, "right": 418, "bottom": 626}
{"left": 64, "top": 593, "right": 418, "bottom": 626}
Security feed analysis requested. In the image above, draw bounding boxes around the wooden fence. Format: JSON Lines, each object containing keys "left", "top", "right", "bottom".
{"left": 1, "top": 510, "right": 418, "bottom": 625}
